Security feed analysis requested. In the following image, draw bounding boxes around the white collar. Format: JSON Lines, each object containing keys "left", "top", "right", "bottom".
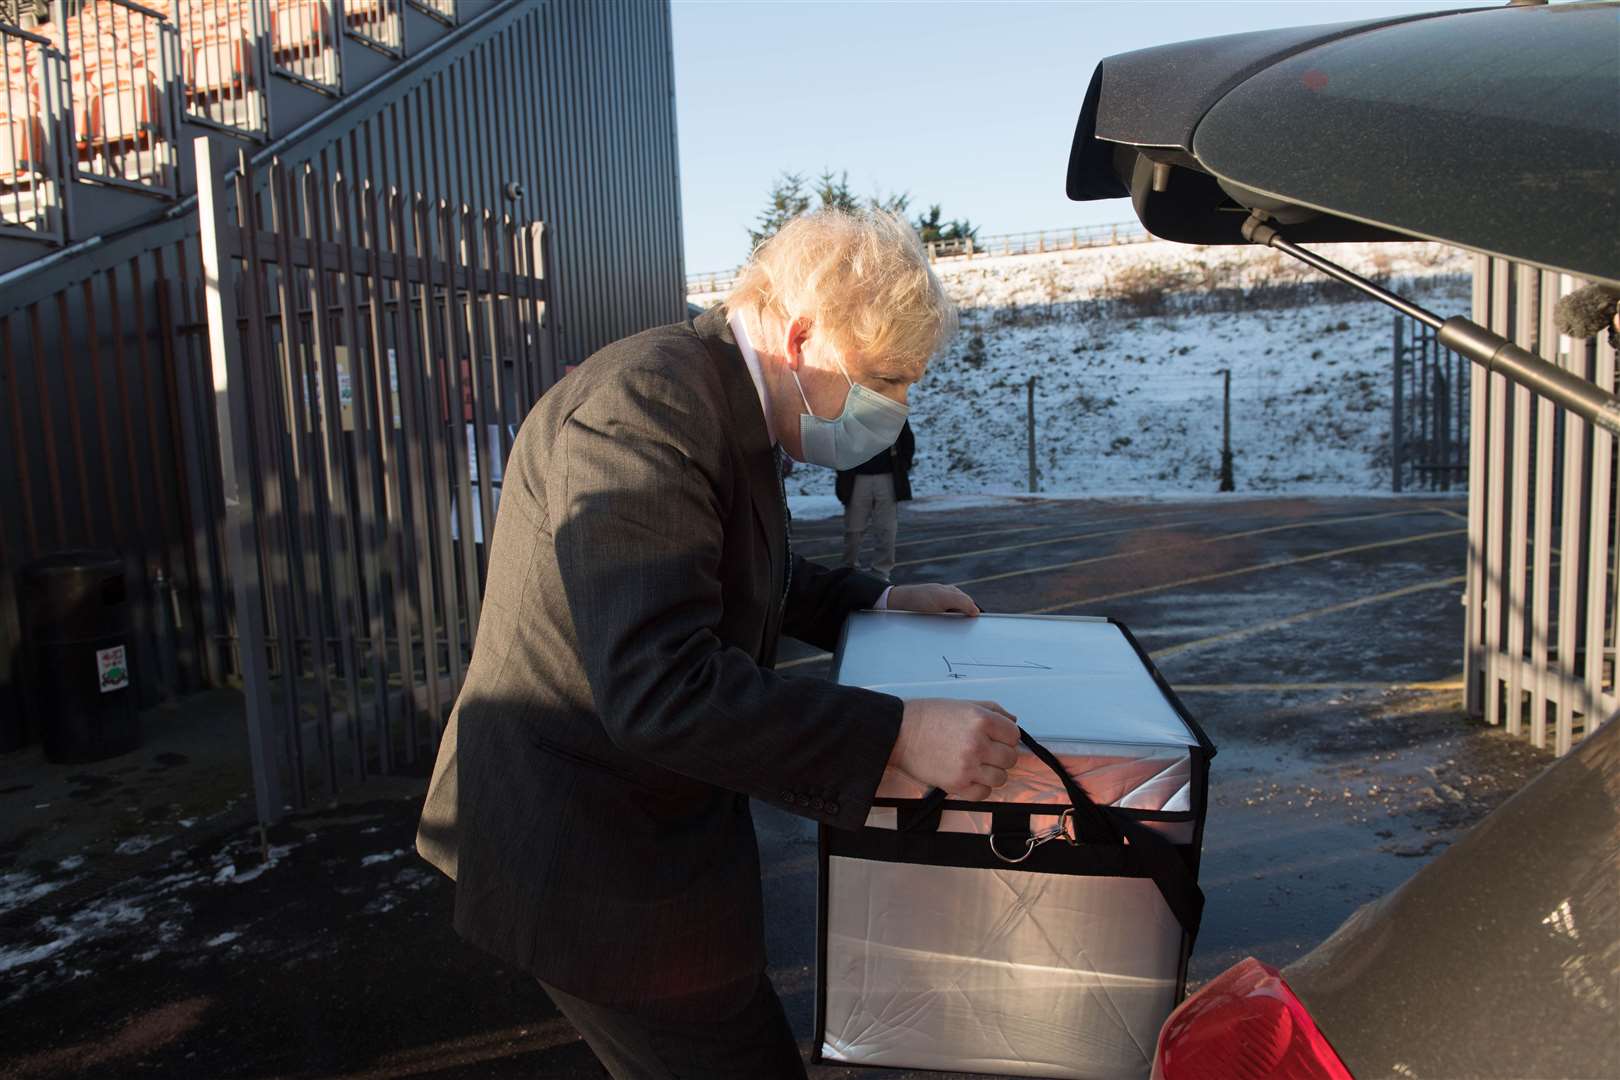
{"left": 728, "top": 309, "right": 776, "bottom": 446}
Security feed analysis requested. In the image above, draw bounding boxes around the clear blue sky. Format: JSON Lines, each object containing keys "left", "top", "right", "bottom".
{"left": 671, "top": 0, "right": 1486, "bottom": 274}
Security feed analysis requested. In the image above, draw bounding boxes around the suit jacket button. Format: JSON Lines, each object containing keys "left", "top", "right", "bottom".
{"left": 782, "top": 790, "right": 796, "bottom": 803}
{"left": 810, "top": 797, "right": 824, "bottom": 811}
{"left": 797, "top": 794, "right": 812, "bottom": 808}
{"left": 826, "top": 801, "right": 840, "bottom": 816}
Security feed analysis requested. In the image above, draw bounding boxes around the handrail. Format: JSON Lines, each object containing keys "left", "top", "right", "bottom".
{"left": 0, "top": 19, "right": 54, "bottom": 47}
{"left": 100, "top": 0, "right": 169, "bottom": 20}
{"left": 0, "top": 0, "right": 524, "bottom": 317}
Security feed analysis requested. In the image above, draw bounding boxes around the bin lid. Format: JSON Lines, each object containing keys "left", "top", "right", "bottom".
{"left": 835, "top": 611, "right": 1200, "bottom": 750}
{"left": 20, "top": 549, "right": 123, "bottom": 578}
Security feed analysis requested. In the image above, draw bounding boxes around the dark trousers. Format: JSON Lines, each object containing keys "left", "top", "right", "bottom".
{"left": 539, "top": 971, "right": 808, "bottom": 1080}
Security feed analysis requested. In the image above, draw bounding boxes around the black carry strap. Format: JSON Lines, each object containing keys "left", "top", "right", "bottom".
{"left": 899, "top": 730, "right": 1204, "bottom": 944}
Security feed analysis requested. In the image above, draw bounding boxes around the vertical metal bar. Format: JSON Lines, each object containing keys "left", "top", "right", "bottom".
{"left": 236, "top": 169, "right": 294, "bottom": 789}
{"left": 503, "top": 214, "right": 536, "bottom": 413}
{"left": 1392, "top": 316, "right": 1404, "bottom": 493}
{"left": 1582, "top": 272, "right": 1614, "bottom": 746}
{"left": 196, "top": 139, "right": 284, "bottom": 827}
{"left": 1603, "top": 313, "right": 1620, "bottom": 729}
{"left": 389, "top": 186, "right": 443, "bottom": 737}
{"left": 358, "top": 178, "right": 415, "bottom": 765}
{"left": 414, "top": 194, "right": 465, "bottom": 693}
{"left": 1504, "top": 270, "right": 1535, "bottom": 738}
{"left": 268, "top": 157, "right": 325, "bottom": 808}
{"left": 480, "top": 210, "right": 512, "bottom": 463}
{"left": 439, "top": 200, "right": 482, "bottom": 645}
{"left": 463, "top": 205, "right": 497, "bottom": 576}
{"left": 332, "top": 170, "right": 393, "bottom": 778}
{"left": 1530, "top": 273, "right": 1559, "bottom": 749}
{"left": 534, "top": 221, "right": 560, "bottom": 390}
{"left": 1555, "top": 272, "right": 1588, "bottom": 757}
{"left": 1482, "top": 260, "right": 1511, "bottom": 728}
{"left": 1026, "top": 375, "right": 1037, "bottom": 493}
{"left": 302, "top": 159, "right": 361, "bottom": 794}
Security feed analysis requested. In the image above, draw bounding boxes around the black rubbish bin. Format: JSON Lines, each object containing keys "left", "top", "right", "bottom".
{"left": 19, "top": 550, "right": 141, "bottom": 763}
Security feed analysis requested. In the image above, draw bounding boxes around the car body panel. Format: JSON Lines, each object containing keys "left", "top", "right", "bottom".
{"left": 1196, "top": 1, "right": 1620, "bottom": 285}
{"left": 1282, "top": 718, "right": 1620, "bottom": 1079}
{"left": 1067, "top": 1, "right": 1620, "bottom": 285}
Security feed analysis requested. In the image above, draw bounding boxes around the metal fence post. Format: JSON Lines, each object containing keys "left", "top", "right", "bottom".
{"left": 1218, "top": 368, "right": 1234, "bottom": 492}
{"left": 1392, "top": 315, "right": 1405, "bottom": 492}
{"left": 1026, "top": 375, "right": 1037, "bottom": 493}
{"left": 195, "top": 137, "right": 283, "bottom": 828}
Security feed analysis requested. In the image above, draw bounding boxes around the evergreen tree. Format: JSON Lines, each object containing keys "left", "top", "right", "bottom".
{"left": 914, "top": 204, "right": 979, "bottom": 246}
{"left": 815, "top": 170, "right": 861, "bottom": 214}
{"left": 748, "top": 172, "right": 811, "bottom": 247}
{"left": 750, "top": 171, "right": 975, "bottom": 248}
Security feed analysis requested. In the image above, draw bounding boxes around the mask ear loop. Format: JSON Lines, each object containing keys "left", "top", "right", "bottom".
{"left": 790, "top": 341, "right": 855, "bottom": 419}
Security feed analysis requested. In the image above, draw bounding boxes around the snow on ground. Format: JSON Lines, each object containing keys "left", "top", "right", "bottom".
{"left": 706, "top": 239, "right": 1473, "bottom": 501}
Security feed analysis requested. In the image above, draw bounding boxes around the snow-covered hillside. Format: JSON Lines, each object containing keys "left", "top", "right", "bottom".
{"left": 697, "top": 239, "right": 1474, "bottom": 500}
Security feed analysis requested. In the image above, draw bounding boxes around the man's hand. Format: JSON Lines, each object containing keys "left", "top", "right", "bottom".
{"left": 886, "top": 583, "right": 981, "bottom": 616}
{"left": 890, "top": 698, "right": 1019, "bottom": 801}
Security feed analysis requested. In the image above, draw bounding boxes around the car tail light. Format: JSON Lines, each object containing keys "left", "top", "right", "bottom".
{"left": 1153, "top": 957, "right": 1354, "bottom": 1080}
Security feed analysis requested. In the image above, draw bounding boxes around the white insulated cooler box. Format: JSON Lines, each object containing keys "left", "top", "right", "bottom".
{"left": 816, "top": 611, "right": 1215, "bottom": 1080}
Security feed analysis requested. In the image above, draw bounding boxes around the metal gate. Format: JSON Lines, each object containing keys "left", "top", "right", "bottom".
{"left": 1464, "top": 257, "right": 1620, "bottom": 756}
{"left": 197, "top": 140, "right": 556, "bottom": 824}
{"left": 1392, "top": 314, "right": 1469, "bottom": 492}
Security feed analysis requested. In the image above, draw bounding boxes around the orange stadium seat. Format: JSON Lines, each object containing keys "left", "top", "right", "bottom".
{"left": 1, "top": 108, "right": 47, "bottom": 183}
{"left": 88, "top": 74, "right": 160, "bottom": 148}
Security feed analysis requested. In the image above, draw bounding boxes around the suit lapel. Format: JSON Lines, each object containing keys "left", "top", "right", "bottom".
{"left": 692, "top": 308, "right": 790, "bottom": 652}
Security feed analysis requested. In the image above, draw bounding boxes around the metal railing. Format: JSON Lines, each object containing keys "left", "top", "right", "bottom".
{"left": 345, "top": 0, "right": 401, "bottom": 57}
{"left": 407, "top": 0, "right": 453, "bottom": 26}
{"left": 270, "top": 0, "right": 338, "bottom": 92}
{"left": 58, "top": 0, "right": 179, "bottom": 194}
{"left": 686, "top": 220, "right": 1153, "bottom": 296}
{"left": 1465, "top": 256, "right": 1620, "bottom": 756}
{"left": 0, "top": 19, "right": 70, "bottom": 240}
{"left": 170, "top": 0, "right": 269, "bottom": 137}
{"left": 198, "top": 143, "right": 557, "bottom": 818}
{"left": 1392, "top": 313, "right": 1470, "bottom": 493}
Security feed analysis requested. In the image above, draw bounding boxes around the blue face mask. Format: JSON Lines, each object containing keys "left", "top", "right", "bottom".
{"left": 791, "top": 353, "right": 909, "bottom": 470}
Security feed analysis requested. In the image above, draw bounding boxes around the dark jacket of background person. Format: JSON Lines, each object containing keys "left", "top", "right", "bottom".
{"left": 415, "top": 306, "right": 902, "bottom": 1019}
{"left": 835, "top": 419, "right": 915, "bottom": 504}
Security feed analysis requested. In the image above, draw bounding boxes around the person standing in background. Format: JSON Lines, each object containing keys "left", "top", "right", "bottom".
{"left": 836, "top": 419, "right": 914, "bottom": 583}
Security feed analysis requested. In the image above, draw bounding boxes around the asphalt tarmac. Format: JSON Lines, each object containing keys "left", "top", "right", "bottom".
{"left": 0, "top": 496, "right": 1552, "bottom": 1079}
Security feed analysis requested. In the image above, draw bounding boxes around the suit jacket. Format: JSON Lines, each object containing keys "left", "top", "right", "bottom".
{"left": 835, "top": 420, "right": 915, "bottom": 504}
{"left": 416, "top": 305, "right": 902, "bottom": 1017}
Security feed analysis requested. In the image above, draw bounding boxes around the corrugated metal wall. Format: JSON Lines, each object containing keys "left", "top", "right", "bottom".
{"left": 0, "top": 0, "right": 686, "bottom": 723}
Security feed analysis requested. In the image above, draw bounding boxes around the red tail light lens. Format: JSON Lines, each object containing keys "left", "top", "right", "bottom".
{"left": 1153, "top": 957, "right": 1354, "bottom": 1080}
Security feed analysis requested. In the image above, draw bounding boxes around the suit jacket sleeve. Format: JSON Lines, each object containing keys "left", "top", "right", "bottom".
{"left": 783, "top": 556, "right": 887, "bottom": 651}
{"left": 551, "top": 367, "right": 902, "bottom": 830}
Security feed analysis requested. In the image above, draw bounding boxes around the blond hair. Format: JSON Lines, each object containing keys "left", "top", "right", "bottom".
{"left": 726, "top": 209, "right": 957, "bottom": 376}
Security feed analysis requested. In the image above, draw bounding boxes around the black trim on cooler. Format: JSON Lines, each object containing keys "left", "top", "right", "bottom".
{"left": 873, "top": 796, "right": 1197, "bottom": 824}
{"left": 1110, "top": 616, "right": 1218, "bottom": 760}
{"left": 898, "top": 729, "right": 1204, "bottom": 942}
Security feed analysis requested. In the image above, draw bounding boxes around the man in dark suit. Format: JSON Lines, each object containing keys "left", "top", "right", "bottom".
{"left": 836, "top": 418, "right": 915, "bottom": 581}
{"left": 417, "top": 210, "right": 1018, "bottom": 1078}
